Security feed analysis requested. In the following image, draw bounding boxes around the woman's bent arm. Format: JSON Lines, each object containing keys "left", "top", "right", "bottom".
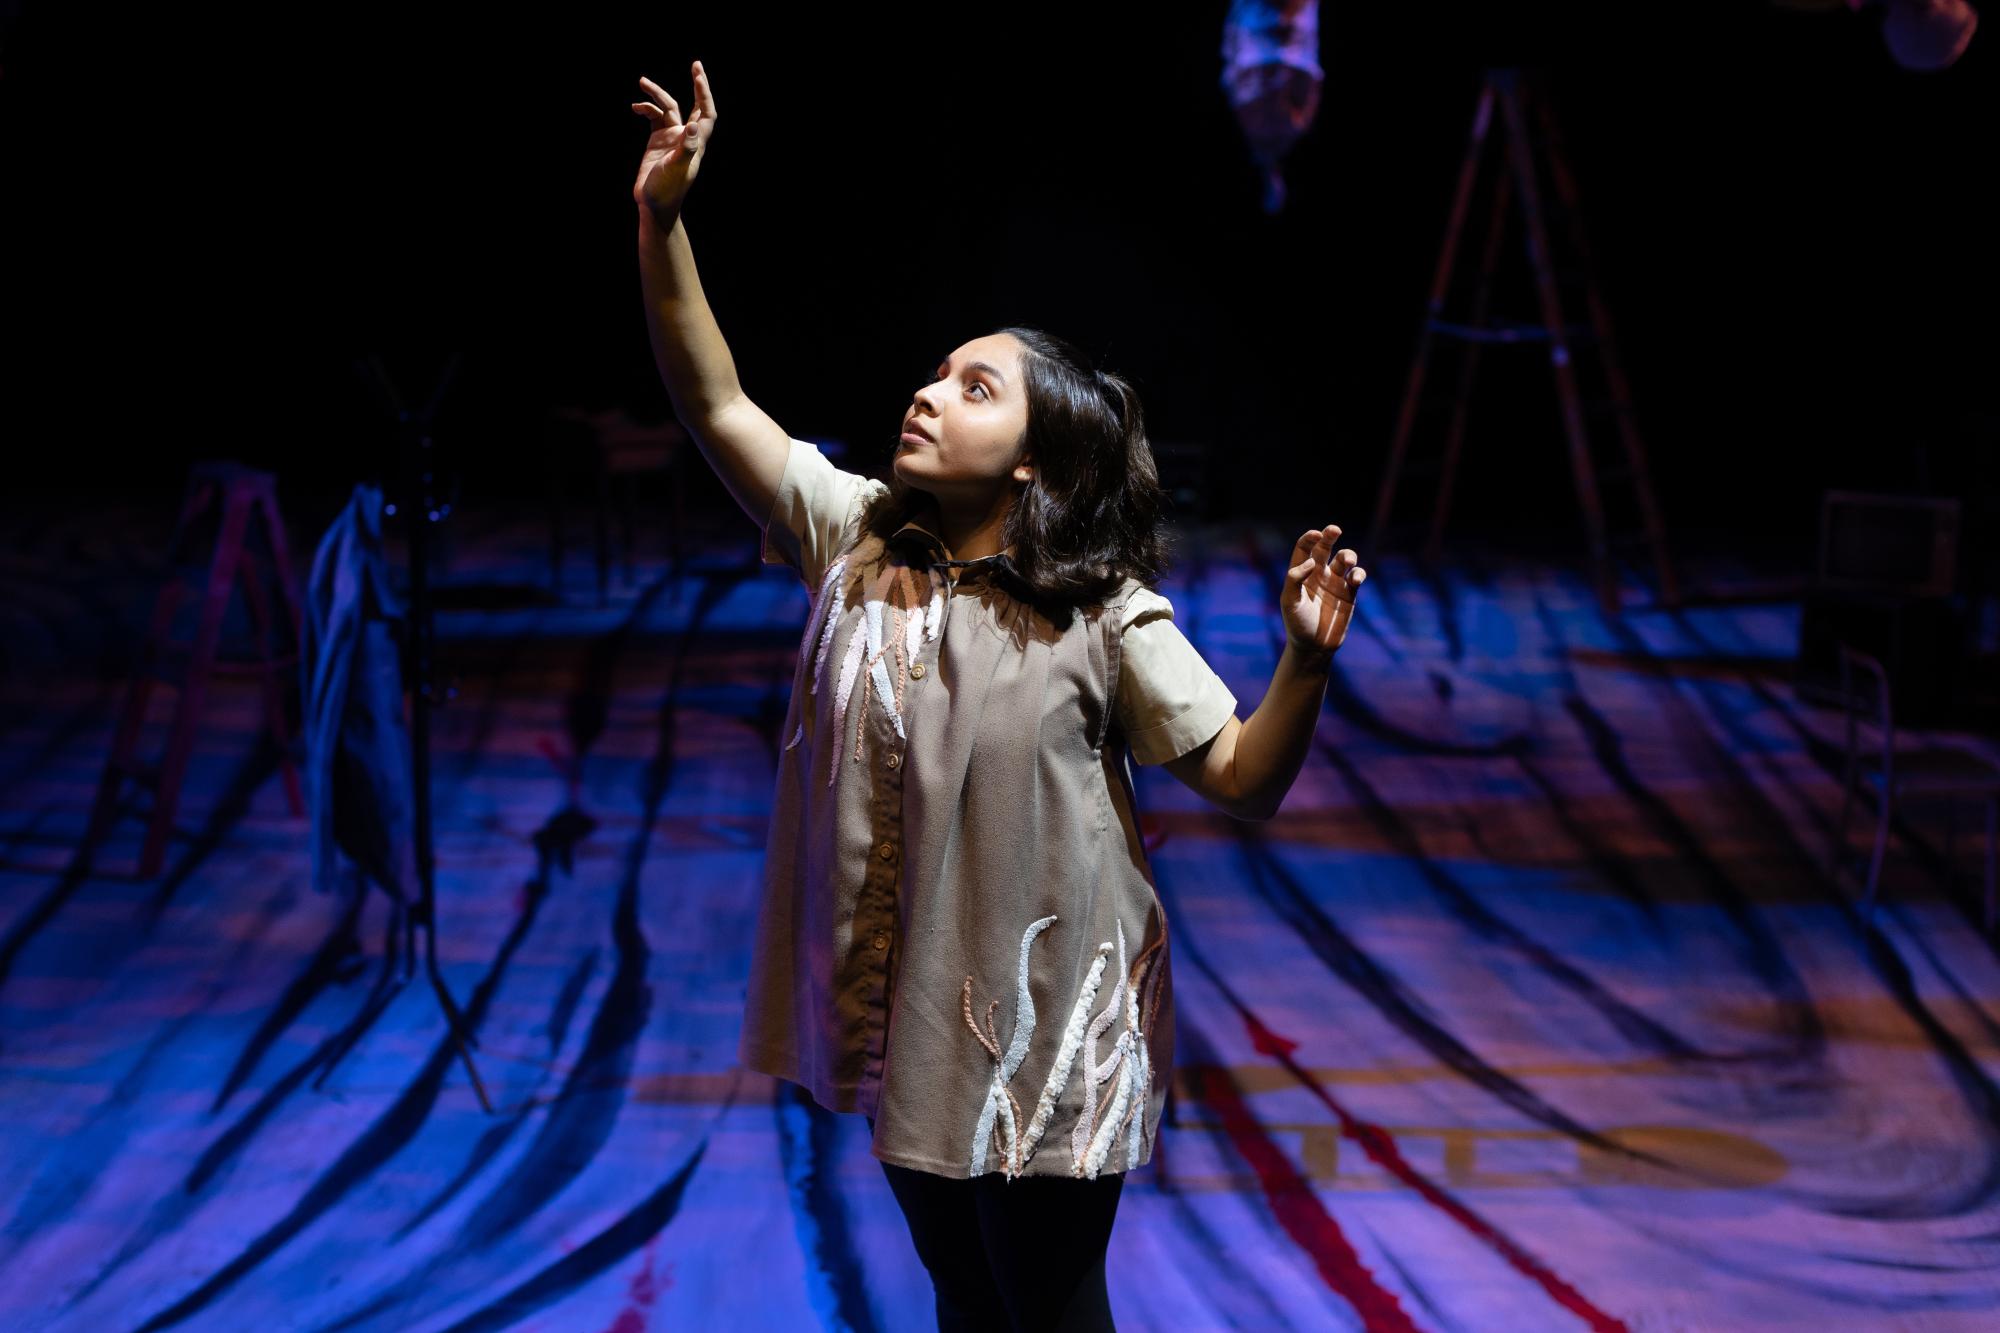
{"left": 1163, "top": 524, "right": 1365, "bottom": 820}
{"left": 1162, "top": 641, "right": 1329, "bottom": 822}
{"left": 638, "top": 206, "right": 790, "bottom": 527}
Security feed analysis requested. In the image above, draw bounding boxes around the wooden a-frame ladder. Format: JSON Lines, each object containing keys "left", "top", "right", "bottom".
{"left": 1370, "top": 67, "right": 1681, "bottom": 615}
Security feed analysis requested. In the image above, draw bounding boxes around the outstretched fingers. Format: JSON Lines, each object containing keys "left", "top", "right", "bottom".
{"left": 1287, "top": 525, "right": 1340, "bottom": 575}
{"left": 1327, "top": 545, "right": 1365, "bottom": 599}
{"left": 692, "top": 59, "right": 718, "bottom": 120}
{"left": 1286, "top": 525, "right": 1367, "bottom": 601}
{"left": 1286, "top": 530, "right": 1321, "bottom": 580}
{"left": 635, "top": 75, "right": 683, "bottom": 127}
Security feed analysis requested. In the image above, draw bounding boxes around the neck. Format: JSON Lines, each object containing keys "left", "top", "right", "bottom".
{"left": 926, "top": 488, "right": 1014, "bottom": 565}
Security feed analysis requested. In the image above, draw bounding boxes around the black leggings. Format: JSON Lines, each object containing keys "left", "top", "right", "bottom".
{"left": 875, "top": 1141, "right": 1125, "bottom": 1331}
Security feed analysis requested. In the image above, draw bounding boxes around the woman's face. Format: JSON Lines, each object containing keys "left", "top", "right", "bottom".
{"left": 894, "top": 333, "right": 1032, "bottom": 499}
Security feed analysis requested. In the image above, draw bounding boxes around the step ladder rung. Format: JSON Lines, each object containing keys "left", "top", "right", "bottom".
{"left": 211, "top": 656, "right": 298, "bottom": 679}
{"left": 1427, "top": 318, "right": 1596, "bottom": 344}
{"left": 152, "top": 642, "right": 298, "bottom": 676}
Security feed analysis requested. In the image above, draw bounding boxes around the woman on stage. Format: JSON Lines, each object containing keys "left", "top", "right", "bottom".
{"left": 633, "top": 60, "right": 1365, "bottom": 1331}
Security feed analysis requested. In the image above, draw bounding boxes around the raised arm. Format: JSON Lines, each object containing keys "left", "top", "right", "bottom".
{"left": 1163, "top": 524, "right": 1365, "bottom": 821}
{"left": 633, "top": 62, "right": 789, "bottom": 529}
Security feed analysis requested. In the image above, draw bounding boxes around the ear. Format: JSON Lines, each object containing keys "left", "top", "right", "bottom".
{"left": 1013, "top": 453, "right": 1034, "bottom": 484}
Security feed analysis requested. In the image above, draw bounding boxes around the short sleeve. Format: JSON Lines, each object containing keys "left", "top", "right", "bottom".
{"left": 760, "top": 438, "right": 891, "bottom": 590}
{"left": 1113, "top": 586, "right": 1239, "bottom": 766}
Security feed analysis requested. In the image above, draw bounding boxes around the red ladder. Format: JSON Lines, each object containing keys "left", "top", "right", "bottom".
{"left": 87, "top": 462, "right": 305, "bottom": 876}
{"left": 1370, "top": 67, "right": 1680, "bottom": 616}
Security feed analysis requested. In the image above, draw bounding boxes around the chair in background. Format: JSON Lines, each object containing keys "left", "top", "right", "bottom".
{"left": 546, "top": 406, "right": 689, "bottom": 604}
{"left": 1827, "top": 644, "right": 2000, "bottom": 931}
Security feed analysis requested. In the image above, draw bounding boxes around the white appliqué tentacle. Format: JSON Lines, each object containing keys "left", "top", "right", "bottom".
{"left": 865, "top": 578, "right": 903, "bottom": 742}
{"left": 786, "top": 553, "right": 852, "bottom": 752}
{"left": 965, "top": 913, "right": 1159, "bottom": 1179}
{"left": 827, "top": 560, "right": 896, "bottom": 784}
{"left": 992, "top": 1081, "right": 1021, "bottom": 1176}
{"left": 1084, "top": 1030, "right": 1139, "bottom": 1177}
{"left": 828, "top": 616, "right": 867, "bottom": 785}
{"left": 818, "top": 557, "right": 943, "bottom": 784}
{"left": 1122, "top": 953, "right": 1158, "bottom": 1170}
{"left": 1015, "top": 941, "right": 1114, "bottom": 1174}
{"left": 968, "top": 914, "right": 1057, "bottom": 1176}
{"left": 1000, "top": 911, "right": 1044, "bottom": 1084}
{"left": 1073, "top": 919, "right": 1131, "bottom": 1172}
{"left": 923, "top": 564, "right": 947, "bottom": 642}
{"left": 809, "top": 553, "right": 850, "bottom": 697}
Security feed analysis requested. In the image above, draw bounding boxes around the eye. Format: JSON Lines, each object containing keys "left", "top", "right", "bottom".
{"left": 966, "top": 382, "right": 988, "bottom": 400}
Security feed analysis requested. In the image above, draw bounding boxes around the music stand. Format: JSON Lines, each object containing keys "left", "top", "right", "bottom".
{"left": 349, "top": 351, "right": 494, "bottom": 1114}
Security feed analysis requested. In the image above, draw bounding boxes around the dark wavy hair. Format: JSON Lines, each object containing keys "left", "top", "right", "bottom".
{"left": 858, "top": 325, "right": 1173, "bottom": 621}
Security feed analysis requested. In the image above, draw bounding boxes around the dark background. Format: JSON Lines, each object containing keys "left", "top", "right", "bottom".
{"left": 3, "top": 1, "right": 1994, "bottom": 559}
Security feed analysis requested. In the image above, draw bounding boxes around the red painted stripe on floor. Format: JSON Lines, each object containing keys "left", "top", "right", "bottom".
{"left": 1196, "top": 1064, "right": 1425, "bottom": 1332}
{"left": 1243, "top": 1011, "right": 1631, "bottom": 1333}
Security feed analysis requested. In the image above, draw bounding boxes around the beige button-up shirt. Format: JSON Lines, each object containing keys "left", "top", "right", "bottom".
{"left": 737, "top": 437, "right": 1238, "bottom": 1180}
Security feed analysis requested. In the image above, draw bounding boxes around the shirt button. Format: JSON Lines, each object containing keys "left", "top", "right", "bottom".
{"left": 878, "top": 841, "right": 895, "bottom": 861}
{"left": 872, "top": 932, "right": 889, "bottom": 951}
{"left": 886, "top": 752, "right": 901, "bottom": 769}
{"left": 910, "top": 662, "right": 926, "bottom": 679}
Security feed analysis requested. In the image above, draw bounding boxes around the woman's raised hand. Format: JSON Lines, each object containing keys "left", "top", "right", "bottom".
{"left": 1280, "top": 524, "right": 1366, "bottom": 660}
{"left": 632, "top": 61, "right": 716, "bottom": 224}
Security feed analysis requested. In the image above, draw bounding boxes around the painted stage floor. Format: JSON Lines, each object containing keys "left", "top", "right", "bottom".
{"left": 3, "top": 500, "right": 1998, "bottom": 1331}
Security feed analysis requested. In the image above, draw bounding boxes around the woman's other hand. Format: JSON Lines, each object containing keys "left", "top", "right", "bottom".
{"left": 632, "top": 61, "right": 716, "bottom": 225}
{"left": 1281, "top": 524, "right": 1365, "bottom": 660}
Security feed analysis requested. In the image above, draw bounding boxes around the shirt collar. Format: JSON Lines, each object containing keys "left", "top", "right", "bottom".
{"left": 888, "top": 504, "right": 1028, "bottom": 597}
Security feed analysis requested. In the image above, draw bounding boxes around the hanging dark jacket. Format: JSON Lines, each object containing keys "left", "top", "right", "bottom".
{"left": 300, "top": 483, "right": 414, "bottom": 902}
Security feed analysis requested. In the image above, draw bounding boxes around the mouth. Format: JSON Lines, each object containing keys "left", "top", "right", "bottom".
{"left": 899, "top": 431, "right": 931, "bottom": 447}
